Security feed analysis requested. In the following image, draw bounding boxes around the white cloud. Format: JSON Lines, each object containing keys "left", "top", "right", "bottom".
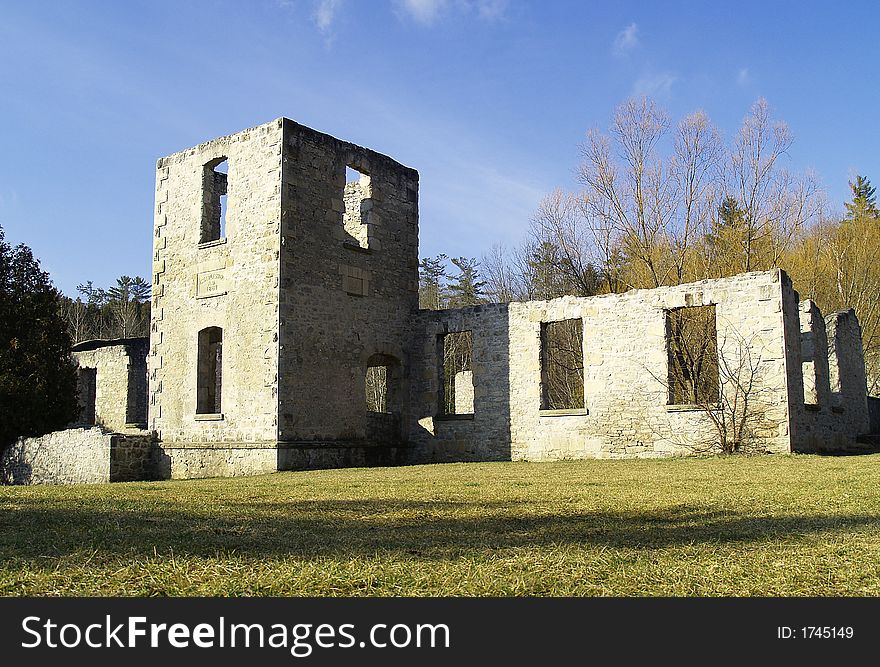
{"left": 613, "top": 22, "right": 639, "bottom": 56}
{"left": 474, "top": 0, "right": 508, "bottom": 20}
{"left": 632, "top": 71, "right": 676, "bottom": 99}
{"left": 736, "top": 67, "right": 750, "bottom": 86}
{"left": 313, "top": 0, "right": 341, "bottom": 34}
{"left": 393, "top": 0, "right": 507, "bottom": 25}
{"left": 396, "top": 0, "right": 449, "bottom": 25}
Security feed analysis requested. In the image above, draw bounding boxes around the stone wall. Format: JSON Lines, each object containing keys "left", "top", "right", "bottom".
{"left": 454, "top": 371, "right": 475, "bottom": 414}
{"left": 1, "top": 428, "right": 157, "bottom": 485}
{"left": 140, "top": 120, "right": 871, "bottom": 481}
{"left": 150, "top": 119, "right": 284, "bottom": 456}
{"left": 72, "top": 338, "right": 148, "bottom": 431}
{"left": 156, "top": 444, "right": 278, "bottom": 480}
{"left": 150, "top": 119, "right": 419, "bottom": 479}
{"left": 406, "top": 302, "right": 514, "bottom": 462}
{"left": 276, "top": 119, "right": 418, "bottom": 449}
{"left": 110, "top": 433, "right": 160, "bottom": 482}
{"left": 406, "top": 271, "right": 796, "bottom": 462}
{"left": 789, "top": 302, "right": 870, "bottom": 453}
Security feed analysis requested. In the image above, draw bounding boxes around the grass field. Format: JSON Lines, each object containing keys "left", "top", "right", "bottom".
{"left": 2, "top": 455, "right": 880, "bottom": 596}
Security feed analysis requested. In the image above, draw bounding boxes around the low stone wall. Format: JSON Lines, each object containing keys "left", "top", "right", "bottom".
{"left": 406, "top": 271, "right": 793, "bottom": 462}
{"left": 790, "top": 303, "right": 871, "bottom": 453}
{"left": 158, "top": 443, "right": 279, "bottom": 480}
{"left": 110, "top": 433, "right": 161, "bottom": 482}
{"left": 278, "top": 442, "right": 409, "bottom": 471}
{"left": 1, "top": 428, "right": 112, "bottom": 485}
{"left": 159, "top": 441, "right": 410, "bottom": 479}
{"left": 72, "top": 338, "right": 148, "bottom": 431}
{"left": 1, "top": 428, "right": 159, "bottom": 485}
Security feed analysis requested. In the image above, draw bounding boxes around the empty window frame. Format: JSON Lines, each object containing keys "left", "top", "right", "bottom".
{"left": 78, "top": 367, "right": 97, "bottom": 426}
{"left": 800, "top": 328, "right": 820, "bottom": 407}
{"left": 540, "top": 319, "right": 585, "bottom": 410}
{"left": 342, "top": 165, "right": 373, "bottom": 249}
{"left": 439, "top": 331, "right": 473, "bottom": 415}
{"left": 366, "top": 364, "right": 389, "bottom": 413}
{"left": 196, "top": 327, "right": 223, "bottom": 414}
{"left": 802, "top": 360, "right": 819, "bottom": 406}
{"left": 365, "top": 353, "right": 402, "bottom": 442}
{"left": 666, "top": 305, "right": 720, "bottom": 405}
{"left": 200, "top": 157, "right": 228, "bottom": 244}
{"left": 125, "top": 355, "right": 149, "bottom": 426}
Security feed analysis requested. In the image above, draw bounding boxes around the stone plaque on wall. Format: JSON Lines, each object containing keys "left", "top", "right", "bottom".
{"left": 196, "top": 269, "right": 228, "bottom": 299}
{"left": 339, "top": 264, "right": 370, "bottom": 297}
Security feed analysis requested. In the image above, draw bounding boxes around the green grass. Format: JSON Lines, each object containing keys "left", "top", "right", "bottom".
{"left": 2, "top": 455, "right": 880, "bottom": 596}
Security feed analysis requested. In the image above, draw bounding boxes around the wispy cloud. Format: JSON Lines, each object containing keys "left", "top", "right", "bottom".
{"left": 393, "top": 0, "right": 508, "bottom": 26}
{"left": 613, "top": 22, "right": 639, "bottom": 56}
{"left": 632, "top": 71, "right": 676, "bottom": 99}
{"left": 736, "top": 67, "right": 750, "bottom": 86}
{"left": 474, "top": 0, "right": 508, "bottom": 21}
{"left": 395, "top": 0, "right": 449, "bottom": 25}
{"left": 312, "top": 0, "right": 342, "bottom": 35}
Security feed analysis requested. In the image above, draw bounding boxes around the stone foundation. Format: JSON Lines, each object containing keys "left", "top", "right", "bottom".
{"left": 1, "top": 428, "right": 157, "bottom": 485}
{"left": 157, "top": 441, "right": 410, "bottom": 478}
{"left": 157, "top": 444, "right": 279, "bottom": 480}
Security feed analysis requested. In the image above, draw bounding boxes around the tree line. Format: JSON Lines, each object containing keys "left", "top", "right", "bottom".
{"left": 58, "top": 276, "right": 151, "bottom": 343}
{"left": 421, "top": 97, "right": 880, "bottom": 394}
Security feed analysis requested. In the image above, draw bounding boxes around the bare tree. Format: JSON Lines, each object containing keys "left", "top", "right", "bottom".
{"left": 365, "top": 365, "right": 387, "bottom": 413}
{"left": 482, "top": 243, "right": 519, "bottom": 304}
{"left": 788, "top": 206, "right": 880, "bottom": 394}
{"left": 579, "top": 97, "right": 675, "bottom": 289}
{"left": 441, "top": 331, "right": 472, "bottom": 414}
{"left": 649, "top": 311, "right": 773, "bottom": 454}
{"left": 57, "top": 297, "right": 92, "bottom": 344}
{"left": 481, "top": 193, "right": 605, "bottom": 303}
{"left": 669, "top": 111, "right": 723, "bottom": 284}
{"left": 725, "top": 98, "right": 822, "bottom": 273}
{"left": 541, "top": 319, "right": 585, "bottom": 410}
{"left": 108, "top": 276, "right": 150, "bottom": 338}
{"left": 529, "top": 190, "right": 602, "bottom": 297}
{"left": 699, "top": 329, "right": 771, "bottom": 454}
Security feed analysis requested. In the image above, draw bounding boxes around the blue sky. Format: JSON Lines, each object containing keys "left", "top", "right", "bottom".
{"left": 1, "top": 0, "right": 878, "bottom": 296}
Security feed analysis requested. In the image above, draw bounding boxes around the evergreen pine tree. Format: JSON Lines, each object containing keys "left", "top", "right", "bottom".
{"left": 418, "top": 254, "right": 448, "bottom": 310}
{"left": 0, "top": 225, "right": 78, "bottom": 450}
{"left": 446, "top": 257, "right": 487, "bottom": 308}
{"left": 845, "top": 175, "right": 879, "bottom": 220}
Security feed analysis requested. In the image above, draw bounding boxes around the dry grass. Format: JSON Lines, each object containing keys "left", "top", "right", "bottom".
{"left": 2, "top": 455, "right": 880, "bottom": 596}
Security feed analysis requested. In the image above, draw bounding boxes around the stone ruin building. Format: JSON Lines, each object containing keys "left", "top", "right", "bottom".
{"left": 2, "top": 118, "right": 877, "bottom": 484}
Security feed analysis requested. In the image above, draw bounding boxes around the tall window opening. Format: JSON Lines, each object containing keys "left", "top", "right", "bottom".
{"left": 666, "top": 305, "right": 720, "bottom": 405}
{"left": 540, "top": 319, "right": 585, "bottom": 410}
{"left": 802, "top": 360, "right": 819, "bottom": 406}
{"left": 343, "top": 165, "right": 372, "bottom": 249}
{"left": 366, "top": 363, "right": 389, "bottom": 413}
{"left": 365, "top": 354, "right": 401, "bottom": 442}
{"left": 78, "top": 367, "right": 97, "bottom": 425}
{"left": 197, "top": 327, "right": 223, "bottom": 414}
{"left": 439, "top": 331, "right": 473, "bottom": 415}
{"left": 201, "top": 157, "right": 228, "bottom": 244}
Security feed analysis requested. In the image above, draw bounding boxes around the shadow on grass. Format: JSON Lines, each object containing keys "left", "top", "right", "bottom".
{"left": 1, "top": 498, "right": 878, "bottom": 562}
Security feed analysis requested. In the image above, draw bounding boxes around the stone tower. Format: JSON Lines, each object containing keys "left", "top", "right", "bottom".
{"left": 149, "top": 119, "right": 419, "bottom": 478}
